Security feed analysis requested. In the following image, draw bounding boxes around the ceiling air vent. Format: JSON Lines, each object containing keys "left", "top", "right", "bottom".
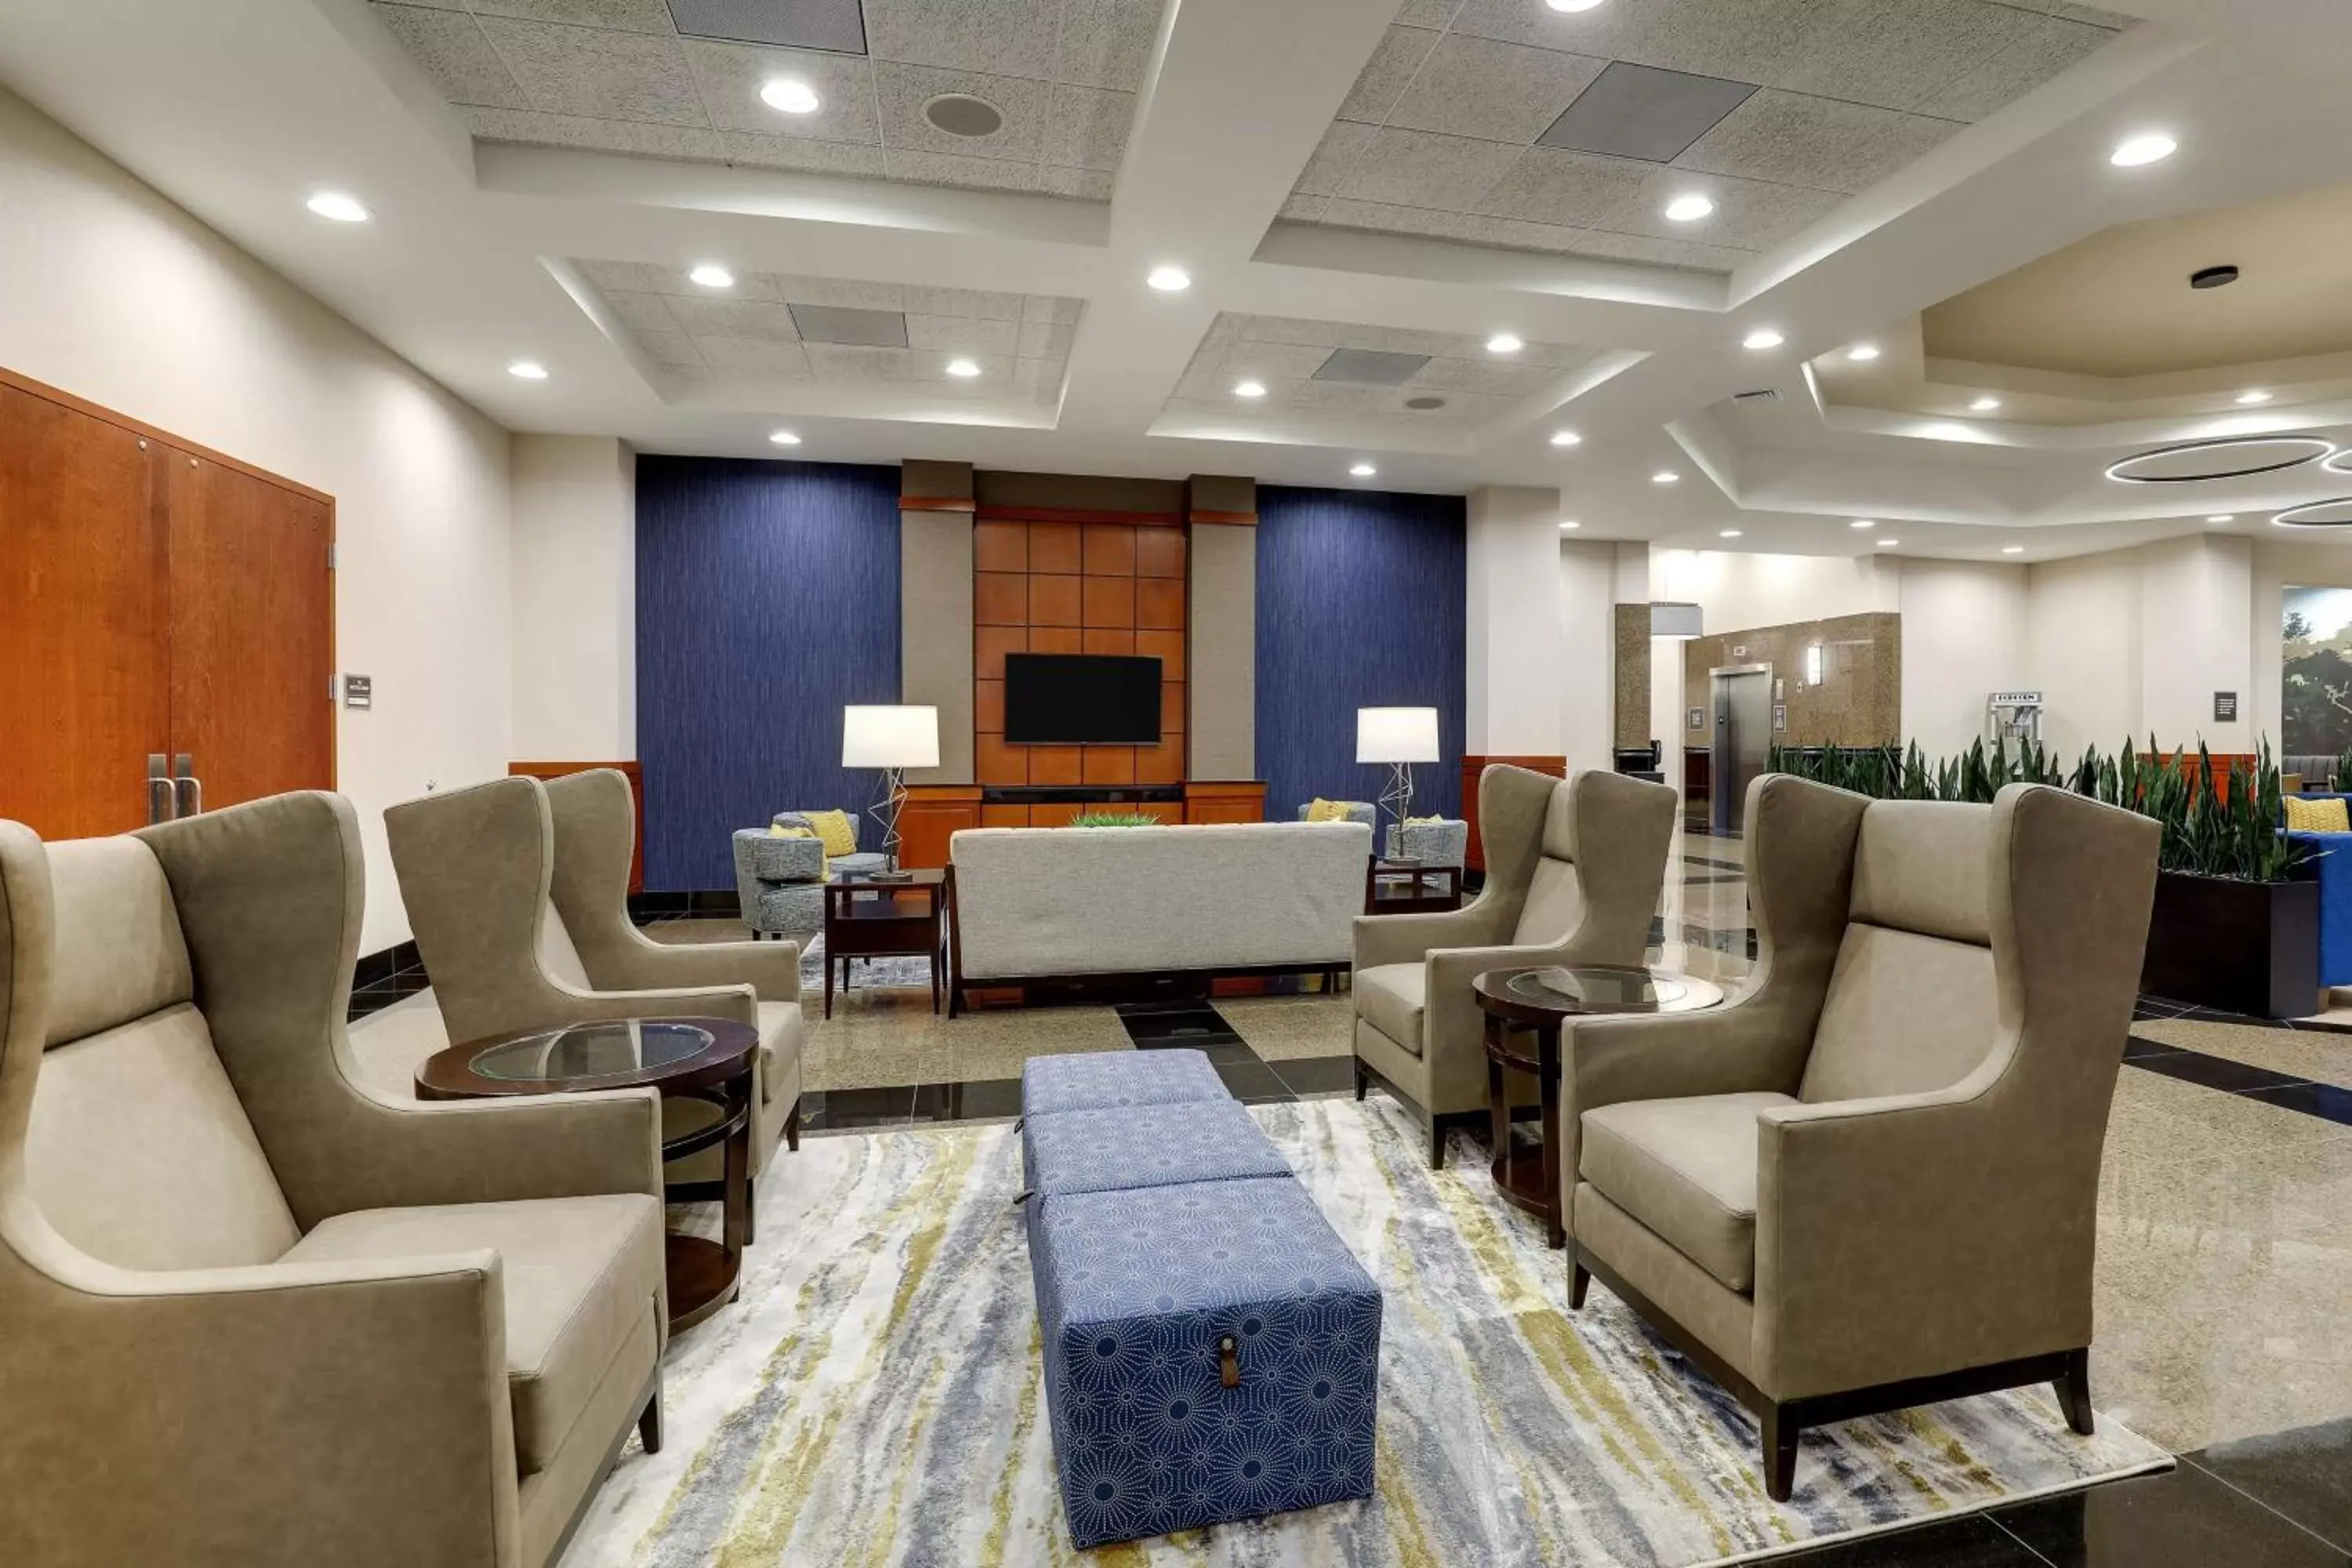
{"left": 1732, "top": 388, "right": 1780, "bottom": 404}
{"left": 788, "top": 304, "right": 908, "bottom": 347}
{"left": 667, "top": 0, "right": 868, "bottom": 55}
{"left": 1313, "top": 348, "right": 1431, "bottom": 386}
{"left": 1540, "top": 62, "right": 1757, "bottom": 163}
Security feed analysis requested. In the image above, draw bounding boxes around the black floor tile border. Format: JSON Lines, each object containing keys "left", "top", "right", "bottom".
{"left": 2183, "top": 1417, "right": 2352, "bottom": 1555}
{"left": 2121, "top": 1034, "right": 2352, "bottom": 1129}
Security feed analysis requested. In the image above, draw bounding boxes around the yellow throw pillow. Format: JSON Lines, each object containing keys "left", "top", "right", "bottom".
{"left": 769, "top": 824, "right": 828, "bottom": 877}
{"left": 2285, "top": 795, "right": 2349, "bottom": 832}
{"left": 1306, "top": 797, "right": 1352, "bottom": 822}
{"left": 804, "top": 808, "right": 859, "bottom": 857}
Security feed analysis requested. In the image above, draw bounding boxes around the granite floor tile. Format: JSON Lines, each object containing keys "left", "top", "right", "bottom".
{"left": 1991, "top": 1460, "right": 2350, "bottom": 1567}
{"left": 1218, "top": 993, "right": 1355, "bottom": 1061}
{"left": 2134, "top": 1016, "right": 2352, "bottom": 1091}
{"left": 2244, "top": 1080, "right": 2352, "bottom": 1127}
{"left": 1269, "top": 1054, "right": 1362, "bottom": 1097}
{"left": 2186, "top": 1418, "right": 2352, "bottom": 1553}
{"left": 1213, "top": 1058, "right": 1297, "bottom": 1104}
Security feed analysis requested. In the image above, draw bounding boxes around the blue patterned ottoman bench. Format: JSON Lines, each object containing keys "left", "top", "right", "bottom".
{"left": 1030, "top": 1175, "right": 1382, "bottom": 1548}
{"left": 1022, "top": 1096, "right": 1292, "bottom": 1196}
{"left": 1020, "top": 1047, "right": 1227, "bottom": 1116}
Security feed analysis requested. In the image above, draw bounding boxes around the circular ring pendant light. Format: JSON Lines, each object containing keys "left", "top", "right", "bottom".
{"left": 2105, "top": 436, "right": 2335, "bottom": 484}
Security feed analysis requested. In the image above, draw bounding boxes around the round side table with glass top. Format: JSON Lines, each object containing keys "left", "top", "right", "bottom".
{"left": 1473, "top": 965, "right": 1726, "bottom": 1250}
{"left": 416, "top": 1015, "right": 759, "bottom": 1331}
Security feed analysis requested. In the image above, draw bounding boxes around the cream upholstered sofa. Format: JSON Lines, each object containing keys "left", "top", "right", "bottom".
{"left": 1563, "top": 774, "right": 2158, "bottom": 1500}
{"left": 386, "top": 771, "right": 803, "bottom": 1195}
{"left": 1352, "top": 765, "right": 1676, "bottom": 1165}
{"left": 947, "top": 819, "right": 1372, "bottom": 1012}
{"left": 0, "top": 793, "right": 666, "bottom": 1567}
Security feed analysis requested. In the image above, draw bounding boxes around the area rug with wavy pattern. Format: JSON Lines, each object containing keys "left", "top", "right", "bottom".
{"left": 563, "top": 1097, "right": 2166, "bottom": 1566}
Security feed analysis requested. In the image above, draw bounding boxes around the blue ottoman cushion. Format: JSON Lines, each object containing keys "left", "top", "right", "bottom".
{"left": 1022, "top": 1098, "right": 1293, "bottom": 1197}
{"left": 1031, "top": 1176, "right": 1381, "bottom": 1548}
{"left": 1021, "top": 1048, "right": 1226, "bottom": 1116}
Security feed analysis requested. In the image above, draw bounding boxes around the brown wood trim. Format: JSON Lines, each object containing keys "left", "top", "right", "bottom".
{"left": 1187, "top": 509, "right": 1258, "bottom": 526}
{"left": 1461, "top": 756, "right": 1566, "bottom": 872}
{"left": 975, "top": 503, "right": 1184, "bottom": 528}
{"left": 512, "top": 760, "right": 644, "bottom": 894}
{"left": 0, "top": 365, "right": 335, "bottom": 506}
{"left": 898, "top": 495, "right": 977, "bottom": 513}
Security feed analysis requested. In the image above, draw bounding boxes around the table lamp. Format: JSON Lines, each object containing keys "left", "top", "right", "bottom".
{"left": 843, "top": 704, "right": 938, "bottom": 877}
{"left": 1357, "top": 706, "right": 1439, "bottom": 836}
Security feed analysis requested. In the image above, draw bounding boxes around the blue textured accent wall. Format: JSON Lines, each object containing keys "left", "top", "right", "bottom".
{"left": 1255, "top": 486, "right": 1466, "bottom": 822}
{"left": 636, "top": 456, "right": 902, "bottom": 891}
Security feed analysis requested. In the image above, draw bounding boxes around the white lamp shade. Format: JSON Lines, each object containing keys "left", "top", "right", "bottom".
{"left": 1356, "top": 706, "right": 1440, "bottom": 764}
{"left": 842, "top": 705, "right": 939, "bottom": 768}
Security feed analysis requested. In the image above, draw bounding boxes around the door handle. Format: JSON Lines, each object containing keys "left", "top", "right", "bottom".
{"left": 147, "top": 754, "right": 175, "bottom": 824}
{"left": 171, "top": 753, "right": 202, "bottom": 818}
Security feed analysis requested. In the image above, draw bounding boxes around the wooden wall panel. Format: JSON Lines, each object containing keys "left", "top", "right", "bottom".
{"left": 898, "top": 785, "right": 982, "bottom": 870}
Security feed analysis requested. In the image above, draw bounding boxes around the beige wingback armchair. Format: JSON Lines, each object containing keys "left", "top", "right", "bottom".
{"left": 386, "top": 771, "right": 804, "bottom": 1193}
{"left": 0, "top": 793, "right": 666, "bottom": 1567}
{"left": 1563, "top": 775, "right": 2158, "bottom": 1501}
{"left": 1352, "top": 765, "right": 1677, "bottom": 1165}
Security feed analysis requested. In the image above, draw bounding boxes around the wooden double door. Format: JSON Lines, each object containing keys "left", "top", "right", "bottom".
{"left": 0, "top": 373, "right": 335, "bottom": 840}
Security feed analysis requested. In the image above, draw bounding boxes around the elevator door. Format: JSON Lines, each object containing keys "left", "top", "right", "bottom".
{"left": 1710, "top": 669, "right": 1773, "bottom": 836}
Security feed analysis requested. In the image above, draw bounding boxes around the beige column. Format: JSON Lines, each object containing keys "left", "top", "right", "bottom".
{"left": 900, "top": 459, "right": 975, "bottom": 785}
{"left": 1186, "top": 475, "right": 1257, "bottom": 780}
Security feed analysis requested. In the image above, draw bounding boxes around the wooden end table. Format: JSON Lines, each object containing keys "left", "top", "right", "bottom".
{"left": 417, "top": 1014, "right": 758, "bottom": 1331}
{"left": 1473, "top": 965, "right": 1725, "bottom": 1250}
{"left": 823, "top": 868, "right": 947, "bottom": 1018}
{"left": 1365, "top": 857, "right": 1463, "bottom": 916}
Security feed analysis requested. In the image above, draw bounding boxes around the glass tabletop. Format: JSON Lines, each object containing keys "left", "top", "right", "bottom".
{"left": 1504, "top": 965, "right": 1683, "bottom": 1014}
{"left": 468, "top": 1020, "right": 716, "bottom": 1085}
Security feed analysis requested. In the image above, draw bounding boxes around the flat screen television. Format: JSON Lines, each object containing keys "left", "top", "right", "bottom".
{"left": 1004, "top": 652, "right": 1162, "bottom": 745}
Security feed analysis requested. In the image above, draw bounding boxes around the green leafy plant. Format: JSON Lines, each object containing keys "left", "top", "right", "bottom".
{"left": 2332, "top": 745, "right": 2352, "bottom": 793}
{"left": 1063, "top": 811, "right": 1163, "bottom": 828}
{"left": 1765, "top": 735, "right": 2309, "bottom": 884}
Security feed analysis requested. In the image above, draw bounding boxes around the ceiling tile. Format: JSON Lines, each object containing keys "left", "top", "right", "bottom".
{"left": 681, "top": 40, "right": 880, "bottom": 142}
{"left": 1451, "top": 0, "right": 1812, "bottom": 92}
{"left": 906, "top": 313, "right": 1020, "bottom": 354}
{"left": 876, "top": 61, "right": 1048, "bottom": 161}
{"left": 905, "top": 285, "right": 1025, "bottom": 319}
{"left": 603, "top": 290, "right": 684, "bottom": 332}
{"left": 1675, "top": 89, "right": 1960, "bottom": 194}
{"left": 1017, "top": 319, "right": 1077, "bottom": 357}
{"left": 865, "top": 0, "right": 1061, "bottom": 80}
{"left": 474, "top": 17, "right": 706, "bottom": 125}
{"left": 908, "top": 349, "right": 1015, "bottom": 383}
{"left": 1479, "top": 146, "right": 1846, "bottom": 249}
{"left": 1037, "top": 164, "right": 1115, "bottom": 199}
{"left": 1041, "top": 83, "right": 1132, "bottom": 170}
{"left": 1394, "top": 0, "right": 1458, "bottom": 24}
{"left": 1234, "top": 314, "right": 1350, "bottom": 349}
{"left": 634, "top": 330, "right": 704, "bottom": 366}
{"left": 1766, "top": 0, "right": 2026, "bottom": 114}
{"left": 1220, "top": 341, "right": 1337, "bottom": 381}
{"left": 1537, "top": 60, "right": 1756, "bottom": 162}
{"left": 372, "top": 5, "right": 528, "bottom": 109}
{"left": 575, "top": 259, "right": 679, "bottom": 292}
{"left": 1054, "top": 0, "right": 1162, "bottom": 90}
{"left": 1312, "top": 197, "right": 1759, "bottom": 271}
{"left": 1914, "top": 12, "right": 2110, "bottom": 120}
{"left": 694, "top": 336, "right": 815, "bottom": 372}
{"left": 884, "top": 146, "right": 1043, "bottom": 190}
{"left": 1409, "top": 355, "right": 1559, "bottom": 395}
{"left": 771, "top": 276, "right": 907, "bottom": 310}
{"left": 459, "top": 104, "right": 727, "bottom": 158}
{"left": 1296, "top": 121, "right": 1376, "bottom": 197}
{"left": 1337, "top": 127, "right": 1523, "bottom": 213}
{"left": 711, "top": 132, "right": 891, "bottom": 176}
{"left": 1279, "top": 193, "right": 1329, "bottom": 220}
{"left": 666, "top": 296, "right": 802, "bottom": 339}
{"left": 1022, "top": 295, "right": 1084, "bottom": 325}
{"left": 1289, "top": 380, "right": 1399, "bottom": 412}
{"left": 1386, "top": 34, "right": 1607, "bottom": 145}
{"left": 1473, "top": 145, "right": 1659, "bottom": 230}
{"left": 669, "top": 0, "right": 865, "bottom": 51}
{"left": 804, "top": 343, "right": 916, "bottom": 380}
{"left": 469, "top": 0, "right": 675, "bottom": 30}
{"left": 1338, "top": 27, "right": 1441, "bottom": 124}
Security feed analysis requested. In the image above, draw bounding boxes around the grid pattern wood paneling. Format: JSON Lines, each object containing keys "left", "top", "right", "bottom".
{"left": 974, "top": 517, "right": 1185, "bottom": 786}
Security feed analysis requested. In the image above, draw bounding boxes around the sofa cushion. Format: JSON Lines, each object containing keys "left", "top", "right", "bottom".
{"left": 1579, "top": 1091, "right": 1796, "bottom": 1294}
{"left": 2285, "top": 795, "right": 2350, "bottom": 832}
{"left": 757, "top": 1000, "right": 804, "bottom": 1107}
{"left": 281, "top": 1193, "right": 663, "bottom": 1475}
{"left": 1020, "top": 1047, "right": 1227, "bottom": 1115}
{"left": 1352, "top": 964, "right": 1425, "bottom": 1054}
{"left": 1021, "top": 1098, "right": 1290, "bottom": 1196}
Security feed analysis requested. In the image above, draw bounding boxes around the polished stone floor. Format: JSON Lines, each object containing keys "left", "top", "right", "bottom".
{"left": 347, "top": 825, "right": 2352, "bottom": 1565}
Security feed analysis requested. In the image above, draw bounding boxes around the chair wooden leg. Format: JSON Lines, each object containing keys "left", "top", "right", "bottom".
{"left": 1570, "top": 1260, "right": 1590, "bottom": 1310}
{"left": 1761, "top": 1403, "right": 1799, "bottom": 1502}
{"left": 2054, "top": 1347, "right": 2095, "bottom": 1436}
{"left": 1428, "top": 1114, "right": 1446, "bottom": 1170}
{"left": 637, "top": 1381, "right": 664, "bottom": 1455}
{"left": 1352, "top": 1058, "right": 1369, "bottom": 1102}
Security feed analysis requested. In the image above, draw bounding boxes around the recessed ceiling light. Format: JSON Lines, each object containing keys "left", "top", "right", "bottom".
{"left": 2111, "top": 132, "right": 2177, "bottom": 168}
{"left": 1969, "top": 395, "right": 2002, "bottom": 412}
{"left": 1719, "top": 528, "right": 1743, "bottom": 539}
{"left": 2207, "top": 514, "right": 2235, "bottom": 524}
{"left": 945, "top": 358, "right": 981, "bottom": 378}
{"left": 1486, "top": 333, "right": 1524, "bottom": 354}
{"left": 769, "top": 430, "right": 801, "bottom": 446}
{"left": 1546, "top": 0, "right": 1605, "bottom": 10}
{"left": 507, "top": 360, "right": 548, "bottom": 380}
{"left": 1846, "top": 343, "right": 1882, "bottom": 362}
{"left": 1350, "top": 462, "right": 1377, "bottom": 477}
{"left": 1146, "top": 264, "right": 1191, "bottom": 292}
{"left": 1559, "top": 519, "right": 1581, "bottom": 529}
{"left": 689, "top": 263, "right": 735, "bottom": 289}
{"left": 2236, "top": 389, "right": 2273, "bottom": 405}
{"left": 1850, "top": 518, "right": 1875, "bottom": 529}
{"left": 1663, "top": 193, "right": 1715, "bottom": 223}
{"left": 1550, "top": 430, "right": 1581, "bottom": 448}
{"left": 760, "top": 77, "right": 820, "bottom": 115}
{"left": 1233, "top": 379, "right": 1267, "bottom": 398}
{"left": 305, "top": 190, "right": 370, "bottom": 223}
{"left": 2002, "top": 545, "right": 2025, "bottom": 554}
{"left": 1742, "top": 328, "right": 1784, "bottom": 350}
{"left": 1652, "top": 470, "right": 1679, "bottom": 485}
{"left": 1876, "top": 538, "right": 1898, "bottom": 548}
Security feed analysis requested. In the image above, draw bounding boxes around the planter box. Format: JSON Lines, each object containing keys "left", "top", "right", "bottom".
{"left": 2140, "top": 870, "right": 2318, "bottom": 1019}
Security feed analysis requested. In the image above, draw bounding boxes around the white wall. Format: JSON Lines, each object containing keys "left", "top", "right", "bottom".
{"left": 510, "top": 435, "right": 635, "bottom": 762}
{"left": 1650, "top": 549, "right": 1897, "bottom": 633}
{"left": 0, "top": 87, "right": 511, "bottom": 953}
{"left": 1895, "top": 559, "right": 2031, "bottom": 756}
{"left": 1556, "top": 538, "right": 1617, "bottom": 777}
{"left": 1466, "top": 485, "right": 1567, "bottom": 754}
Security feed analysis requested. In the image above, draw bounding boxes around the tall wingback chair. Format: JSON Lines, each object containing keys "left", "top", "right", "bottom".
{"left": 386, "top": 773, "right": 804, "bottom": 1189}
{"left": 0, "top": 793, "right": 668, "bottom": 1567}
{"left": 1351, "top": 765, "right": 1677, "bottom": 1165}
{"left": 1561, "top": 775, "right": 2159, "bottom": 1501}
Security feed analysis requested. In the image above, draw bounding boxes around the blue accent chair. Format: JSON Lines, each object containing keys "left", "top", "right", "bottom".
{"left": 2281, "top": 794, "right": 2352, "bottom": 989}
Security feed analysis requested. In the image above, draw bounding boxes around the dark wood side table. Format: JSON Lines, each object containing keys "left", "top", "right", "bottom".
{"left": 417, "top": 1015, "right": 758, "bottom": 1331}
{"left": 1365, "top": 857, "right": 1463, "bottom": 915}
{"left": 1473, "top": 966, "right": 1725, "bottom": 1250}
{"left": 824, "top": 868, "right": 947, "bottom": 1018}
